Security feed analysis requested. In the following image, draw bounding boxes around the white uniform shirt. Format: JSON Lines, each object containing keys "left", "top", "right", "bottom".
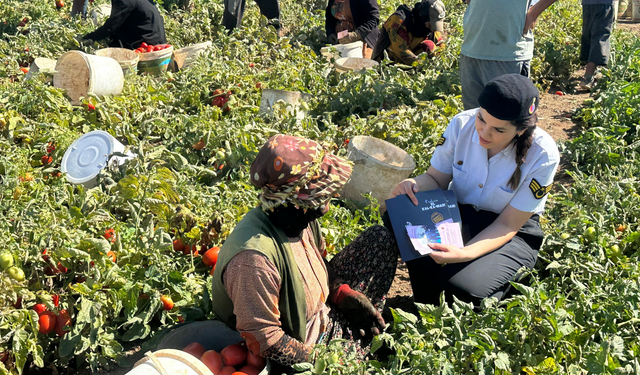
{"left": 430, "top": 109, "right": 560, "bottom": 215}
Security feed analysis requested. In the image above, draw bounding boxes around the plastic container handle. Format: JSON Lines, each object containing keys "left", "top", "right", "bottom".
{"left": 144, "top": 351, "right": 170, "bottom": 375}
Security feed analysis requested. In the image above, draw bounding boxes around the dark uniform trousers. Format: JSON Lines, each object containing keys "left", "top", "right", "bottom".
{"left": 405, "top": 204, "right": 544, "bottom": 308}
{"left": 222, "top": 0, "right": 280, "bottom": 31}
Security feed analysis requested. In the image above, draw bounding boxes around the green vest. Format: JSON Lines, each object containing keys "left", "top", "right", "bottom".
{"left": 211, "top": 208, "right": 323, "bottom": 343}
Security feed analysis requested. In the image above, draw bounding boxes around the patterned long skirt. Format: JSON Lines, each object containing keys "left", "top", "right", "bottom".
{"left": 318, "top": 225, "right": 399, "bottom": 358}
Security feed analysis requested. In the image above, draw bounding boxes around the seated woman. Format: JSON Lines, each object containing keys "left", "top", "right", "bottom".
{"left": 371, "top": 0, "right": 445, "bottom": 65}
{"left": 325, "top": 0, "right": 380, "bottom": 59}
{"left": 390, "top": 74, "right": 559, "bottom": 307}
{"left": 212, "top": 135, "right": 398, "bottom": 373}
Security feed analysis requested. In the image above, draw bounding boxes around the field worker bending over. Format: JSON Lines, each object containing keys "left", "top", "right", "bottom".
{"left": 83, "top": 0, "right": 166, "bottom": 49}
{"left": 371, "top": 0, "right": 446, "bottom": 65}
{"left": 460, "top": 0, "right": 558, "bottom": 110}
{"left": 223, "top": 0, "right": 281, "bottom": 33}
{"left": 390, "top": 74, "right": 559, "bottom": 308}
{"left": 325, "top": 0, "right": 380, "bottom": 59}
{"left": 211, "top": 135, "right": 398, "bottom": 373}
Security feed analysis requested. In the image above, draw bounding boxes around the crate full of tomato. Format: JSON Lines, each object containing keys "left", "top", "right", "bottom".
{"left": 135, "top": 42, "right": 174, "bottom": 75}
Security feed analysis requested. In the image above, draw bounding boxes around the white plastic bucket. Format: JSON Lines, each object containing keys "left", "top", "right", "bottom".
{"left": 155, "top": 321, "right": 268, "bottom": 375}
{"left": 321, "top": 41, "right": 363, "bottom": 61}
{"left": 53, "top": 51, "right": 124, "bottom": 105}
{"left": 127, "top": 349, "right": 213, "bottom": 375}
{"left": 633, "top": 0, "right": 640, "bottom": 20}
{"left": 61, "top": 130, "right": 135, "bottom": 188}
{"left": 335, "top": 57, "right": 378, "bottom": 73}
{"left": 138, "top": 46, "right": 174, "bottom": 75}
{"left": 24, "top": 57, "right": 57, "bottom": 81}
{"left": 259, "top": 89, "right": 312, "bottom": 120}
{"left": 172, "top": 41, "right": 212, "bottom": 71}
{"left": 340, "top": 136, "right": 416, "bottom": 211}
{"left": 95, "top": 48, "right": 140, "bottom": 75}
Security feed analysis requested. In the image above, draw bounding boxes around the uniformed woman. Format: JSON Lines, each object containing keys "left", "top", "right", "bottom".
{"left": 390, "top": 74, "right": 559, "bottom": 307}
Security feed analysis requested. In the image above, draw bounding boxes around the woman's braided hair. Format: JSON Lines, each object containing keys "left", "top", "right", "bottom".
{"left": 507, "top": 114, "right": 538, "bottom": 190}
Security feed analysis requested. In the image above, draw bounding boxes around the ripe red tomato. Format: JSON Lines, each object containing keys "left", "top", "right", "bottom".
{"left": 209, "top": 264, "right": 216, "bottom": 276}
{"left": 182, "top": 342, "right": 206, "bottom": 359}
{"left": 52, "top": 294, "right": 59, "bottom": 307}
{"left": 33, "top": 304, "right": 47, "bottom": 315}
{"left": 140, "top": 42, "right": 148, "bottom": 48}
{"left": 239, "top": 365, "right": 261, "bottom": 375}
{"left": 103, "top": 228, "right": 116, "bottom": 242}
{"left": 221, "top": 343, "right": 247, "bottom": 367}
{"left": 55, "top": 309, "right": 72, "bottom": 337}
{"left": 57, "top": 262, "right": 68, "bottom": 273}
{"left": 107, "top": 251, "right": 117, "bottom": 262}
{"left": 246, "top": 350, "right": 266, "bottom": 370}
{"left": 146, "top": 46, "right": 154, "bottom": 53}
{"left": 173, "top": 238, "right": 185, "bottom": 253}
{"left": 135, "top": 49, "right": 143, "bottom": 53}
{"left": 86, "top": 103, "right": 95, "bottom": 111}
{"left": 200, "top": 350, "right": 223, "bottom": 374}
{"left": 0, "top": 351, "right": 8, "bottom": 363}
{"left": 42, "top": 248, "right": 50, "bottom": 262}
{"left": 555, "top": 91, "right": 564, "bottom": 96}
{"left": 193, "top": 139, "right": 206, "bottom": 150}
{"left": 160, "top": 295, "right": 174, "bottom": 310}
{"left": 219, "top": 366, "right": 237, "bottom": 375}
{"left": 46, "top": 143, "right": 55, "bottom": 153}
{"left": 38, "top": 311, "right": 56, "bottom": 334}
{"left": 20, "top": 67, "right": 29, "bottom": 74}
{"left": 183, "top": 244, "right": 199, "bottom": 256}
{"left": 202, "top": 247, "right": 220, "bottom": 267}
{"left": 154, "top": 45, "right": 163, "bottom": 51}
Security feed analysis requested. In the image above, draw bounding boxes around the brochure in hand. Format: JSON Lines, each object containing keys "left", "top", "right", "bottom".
{"left": 385, "top": 189, "right": 464, "bottom": 262}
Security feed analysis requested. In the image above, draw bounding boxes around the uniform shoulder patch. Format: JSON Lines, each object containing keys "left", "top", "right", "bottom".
{"left": 529, "top": 178, "right": 553, "bottom": 199}
{"left": 436, "top": 135, "right": 446, "bottom": 146}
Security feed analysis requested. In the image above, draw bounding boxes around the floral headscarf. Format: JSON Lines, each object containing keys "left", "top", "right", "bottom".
{"left": 250, "top": 135, "right": 353, "bottom": 211}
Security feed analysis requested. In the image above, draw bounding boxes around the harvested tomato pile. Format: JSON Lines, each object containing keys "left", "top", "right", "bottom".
{"left": 182, "top": 341, "right": 266, "bottom": 375}
{"left": 134, "top": 42, "right": 171, "bottom": 53}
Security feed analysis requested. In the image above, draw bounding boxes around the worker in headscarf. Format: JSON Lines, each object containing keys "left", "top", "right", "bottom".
{"left": 371, "top": 0, "right": 446, "bottom": 64}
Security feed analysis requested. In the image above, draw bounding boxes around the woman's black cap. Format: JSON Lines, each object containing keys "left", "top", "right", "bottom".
{"left": 478, "top": 74, "right": 540, "bottom": 121}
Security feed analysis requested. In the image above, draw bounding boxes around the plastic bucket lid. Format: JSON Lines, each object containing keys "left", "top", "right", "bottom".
{"left": 61, "top": 130, "right": 131, "bottom": 186}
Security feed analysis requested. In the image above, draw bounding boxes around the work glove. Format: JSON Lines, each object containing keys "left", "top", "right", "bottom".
{"left": 338, "top": 31, "right": 361, "bottom": 44}
{"left": 327, "top": 33, "right": 338, "bottom": 44}
{"left": 332, "top": 284, "right": 385, "bottom": 338}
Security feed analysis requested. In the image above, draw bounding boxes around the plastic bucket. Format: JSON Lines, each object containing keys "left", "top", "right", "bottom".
{"left": 321, "top": 41, "right": 363, "bottom": 61}
{"left": 95, "top": 48, "right": 140, "bottom": 75}
{"left": 53, "top": 51, "right": 124, "bottom": 105}
{"left": 259, "top": 89, "right": 312, "bottom": 120}
{"left": 127, "top": 349, "right": 213, "bottom": 375}
{"left": 335, "top": 57, "right": 378, "bottom": 73}
{"left": 61, "top": 130, "right": 135, "bottom": 188}
{"left": 340, "top": 136, "right": 415, "bottom": 211}
{"left": 156, "top": 320, "right": 267, "bottom": 375}
{"left": 633, "top": 0, "right": 640, "bottom": 20}
{"left": 91, "top": 4, "right": 112, "bottom": 25}
{"left": 138, "top": 46, "right": 174, "bottom": 75}
{"left": 172, "top": 41, "right": 212, "bottom": 71}
{"left": 24, "top": 57, "right": 57, "bottom": 81}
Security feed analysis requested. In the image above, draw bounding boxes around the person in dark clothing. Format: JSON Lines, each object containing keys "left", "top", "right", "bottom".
{"left": 371, "top": 0, "right": 445, "bottom": 64}
{"left": 222, "top": 0, "right": 280, "bottom": 33}
{"left": 325, "top": 0, "right": 380, "bottom": 59}
{"left": 83, "top": 0, "right": 166, "bottom": 50}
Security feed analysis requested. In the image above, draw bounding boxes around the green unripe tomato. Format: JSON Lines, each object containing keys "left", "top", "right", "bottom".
{"left": 609, "top": 245, "right": 620, "bottom": 255}
{"left": 327, "top": 353, "right": 339, "bottom": 365}
{"left": 585, "top": 227, "right": 596, "bottom": 241}
{"left": 560, "top": 233, "right": 570, "bottom": 240}
{"left": 314, "top": 358, "right": 326, "bottom": 374}
{"left": 0, "top": 252, "right": 14, "bottom": 270}
{"left": 7, "top": 267, "right": 25, "bottom": 282}
{"left": 215, "top": 150, "right": 226, "bottom": 160}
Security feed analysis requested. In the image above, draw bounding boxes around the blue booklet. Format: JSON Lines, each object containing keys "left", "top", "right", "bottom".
{"left": 385, "top": 189, "right": 463, "bottom": 263}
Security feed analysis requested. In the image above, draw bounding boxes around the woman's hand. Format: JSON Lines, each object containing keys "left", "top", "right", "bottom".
{"left": 428, "top": 243, "right": 475, "bottom": 264}
{"left": 390, "top": 178, "right": 419, "bottom": 205}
